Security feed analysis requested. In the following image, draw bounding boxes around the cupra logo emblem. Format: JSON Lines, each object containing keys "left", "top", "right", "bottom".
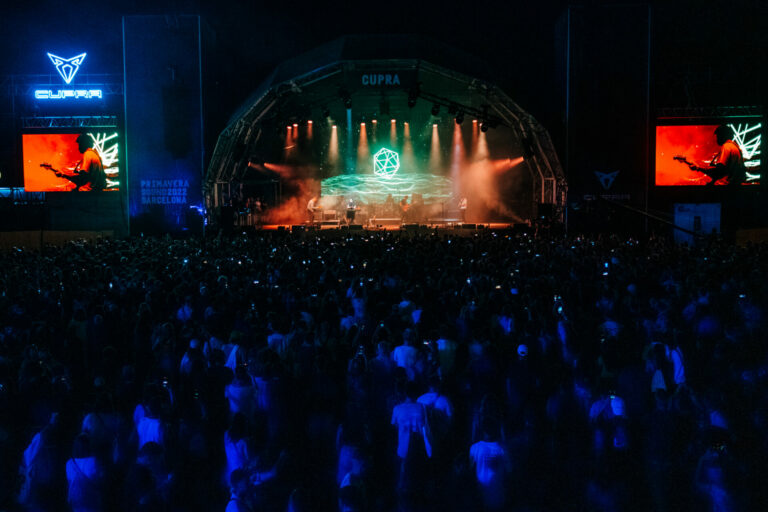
{"left": 595, "top": 170, "right": 619, "bottom": 190}
{"left": 47, "top": 52, "right": 87, "bottom": 84}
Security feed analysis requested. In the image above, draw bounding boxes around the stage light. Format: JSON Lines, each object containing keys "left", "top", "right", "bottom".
{"left": 344, "top": 98, "right": 352, "bottom": 109}
{"left": 480, "top": 122, "right": 489, "bottom": 132}
{"left": 430, "top": 123, "right": 441, "bottom": 172}
{"left": 431, "top": 104, "right": 440, "bottom": 116}
{"left": 403, "top": 122, "right": 413, "bottom": 168}
{"left": 372, "top": 120, "right": 377, "bottom": 124}
{"left": 322, "top": 107, "right": 330, "bottom": 118}
{"left": 455, "top": 112, "right": 464, "bottom": 125}
{"left": 450, "top": 122, "right": 465, "bottom": 195}
{"left": 329, "top": 125, "right": 338, "bottom": 164}
{"left": 293, "top": 123, "right": 298, "bottom": 128}
{"left": 473, "top": 120, "right": 478, "bottom": 124}
{"left": 391, "top": 119, "right": 396, "bottom": 123}
{"left": 308, "top": 120, "right": 313, "bottom": 124}
{"left": 358, "top": 122, "right": 370, "bottom": 169}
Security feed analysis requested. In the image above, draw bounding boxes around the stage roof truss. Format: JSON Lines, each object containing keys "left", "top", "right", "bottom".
{"left": 21, "top": 115, "right": 119, "bottom": 129}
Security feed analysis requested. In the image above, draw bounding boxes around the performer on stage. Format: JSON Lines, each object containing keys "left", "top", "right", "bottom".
{"left": 384, "top": 194, "right": 395, "bottom": 216}
{"left": 458, "top": 196, "right": 468, "bottom": 222}
{"left": 250, "top": 197, "right": 263, "bottom": 227}
{"left": 307, "top": 195, "right": 320, "bottom": 225}
{"left": 345, "top": 198, "right": 359, "bottom": 226}
{"left": 399, "top": 195, "right": 410, "bottom": 222}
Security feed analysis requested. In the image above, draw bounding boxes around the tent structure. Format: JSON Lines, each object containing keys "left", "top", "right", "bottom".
{"left": 206, "top": 35, "right": 566, "bottom": 220}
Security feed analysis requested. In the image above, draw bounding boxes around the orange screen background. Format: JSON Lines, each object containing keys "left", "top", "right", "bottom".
{"left": 655, "top": 125, "right": 721, "bottom": 186}
{"left": 24, "top": 134, "right": 87, "bottom": 192}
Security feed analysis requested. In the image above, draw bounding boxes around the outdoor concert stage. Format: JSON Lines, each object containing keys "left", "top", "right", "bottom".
{"left": 206, "top": 35, "right": 566, "bottom": 231}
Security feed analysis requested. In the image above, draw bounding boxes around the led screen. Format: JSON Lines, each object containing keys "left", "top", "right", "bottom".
{"left": 655, "top": 123, "right": 761, "bottom": 186}
{"left": 23, "top": 132, "right": 120, "bottom": 192}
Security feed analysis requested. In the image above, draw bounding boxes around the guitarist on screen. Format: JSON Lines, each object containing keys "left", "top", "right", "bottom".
{"left": 674, "top": 125, "right": 745, "bottom": 187}
{"left": 40, "top": 134, "right": 106, "bottom": 191}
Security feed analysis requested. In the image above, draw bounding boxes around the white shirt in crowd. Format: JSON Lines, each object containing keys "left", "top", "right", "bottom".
{"left": 391, "top": 401, "right": 431, "bottom": 459}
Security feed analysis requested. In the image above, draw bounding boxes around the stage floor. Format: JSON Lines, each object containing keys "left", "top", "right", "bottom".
{"left": 243, "top": 222, "right": 520, "bottom": 232}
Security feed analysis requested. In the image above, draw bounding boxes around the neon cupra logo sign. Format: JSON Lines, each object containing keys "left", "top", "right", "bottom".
{"left": 34, "top": 52, "right": 103, "bottom": 100}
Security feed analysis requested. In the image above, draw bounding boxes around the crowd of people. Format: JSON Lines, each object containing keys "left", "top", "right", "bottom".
{"left": 0, "top": 229, "right": 766, "bottom": 511}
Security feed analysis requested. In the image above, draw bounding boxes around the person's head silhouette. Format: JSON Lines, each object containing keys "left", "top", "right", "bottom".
{"left": 76, "top": 134, "right": 93, "bottom": 154}
{"left": 714, "top": 125, "right": 734, "bottom": 146}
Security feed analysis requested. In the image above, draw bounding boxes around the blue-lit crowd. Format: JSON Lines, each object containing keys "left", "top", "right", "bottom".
{"left": 0, "top": 231, "right": 766, "bottom": 511}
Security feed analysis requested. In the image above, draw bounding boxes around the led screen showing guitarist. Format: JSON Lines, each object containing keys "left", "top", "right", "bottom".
{"left": 656, "top": 123, "right": 759, "bottom": 186}
{"left": 673, "top": 125, "right": 746, "bottom": 186}
{"left": 23, "top": 132, "right": 119, "bottom": 192}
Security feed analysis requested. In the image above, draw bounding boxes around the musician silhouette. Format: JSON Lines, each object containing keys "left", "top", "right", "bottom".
{"left": 307, "top": 195, "right": 320, "bottom": 224}
{"left": 687, "top": 125, "right": 745, "bottom": 187}
{"left": 399, "top": 195, "right": 409, "bottom": 221}
{"left": 52, "top": 134, "right": 106, "bottom": 191}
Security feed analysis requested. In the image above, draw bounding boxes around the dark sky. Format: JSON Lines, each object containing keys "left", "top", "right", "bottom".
{"left": 2, "top": 0, "right": 766, "bottom": 140}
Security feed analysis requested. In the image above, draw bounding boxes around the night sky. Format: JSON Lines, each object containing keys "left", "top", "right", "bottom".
{"left": 1, "top": 0, "right": 766, "bottom": 154}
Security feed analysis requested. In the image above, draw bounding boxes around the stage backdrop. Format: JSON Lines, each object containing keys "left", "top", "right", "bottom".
{"left": 123, "top": 15, "right": 204, "bottom": 234}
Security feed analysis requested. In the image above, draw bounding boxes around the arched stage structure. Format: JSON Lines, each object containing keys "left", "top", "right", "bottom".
{"left": 206, "top": 35, "right": 565, "bottom": 227}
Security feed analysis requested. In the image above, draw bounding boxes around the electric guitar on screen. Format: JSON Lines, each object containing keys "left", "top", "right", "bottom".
{"left": 39, "top": 162, "right": 68, "bottom": 177}
{"left": 672, "top": 155, "right": 726, "bottom": 183}
{"left": 39, "top": 162, "right": 96, "bottom": 190}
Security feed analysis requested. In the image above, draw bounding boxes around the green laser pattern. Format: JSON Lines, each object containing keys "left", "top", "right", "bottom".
{"left": 321, "top": 173, "right": 453, "bottom": 203}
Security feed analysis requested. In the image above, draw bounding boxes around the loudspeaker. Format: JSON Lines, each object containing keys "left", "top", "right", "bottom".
{"left": 291, "top": 225, "right": 305, "bottom": 232}
{"left": 560, "top": 5, "right": 650, "bottom": 204}
{"left": 123, "top": 15, "right": 204, "bottom": 234}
